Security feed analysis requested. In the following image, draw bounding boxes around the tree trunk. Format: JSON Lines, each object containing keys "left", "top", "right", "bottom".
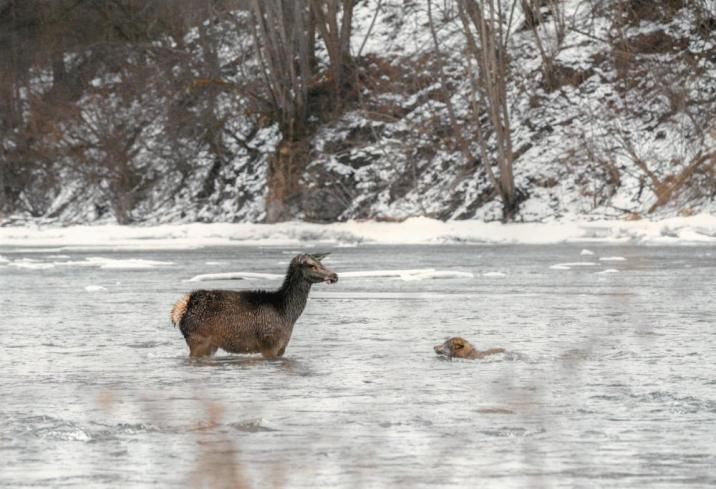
{"left": 458, "top": 0, "right": 519, "bottom": 221}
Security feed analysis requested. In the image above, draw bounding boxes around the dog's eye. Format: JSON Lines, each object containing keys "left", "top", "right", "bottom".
{"left": 454, "top": 344, "right": 463, "bottom": 349}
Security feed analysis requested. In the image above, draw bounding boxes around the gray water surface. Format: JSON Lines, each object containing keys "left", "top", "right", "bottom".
{"left": 1, "top": 245, "right": 715, "bottom": 488}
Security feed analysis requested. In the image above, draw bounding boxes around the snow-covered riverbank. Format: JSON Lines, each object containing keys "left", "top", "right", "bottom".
{"left": 1, "top": 214, "right": 714, "bottom": 250}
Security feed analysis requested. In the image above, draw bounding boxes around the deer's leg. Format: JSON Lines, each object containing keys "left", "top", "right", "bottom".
{"left": 260, "top": 345, "right": 285, "bottom": 359}
{"left": 260, "top": 348, "right": 278, "bottom": 359}
{"left": 188, "top": 335, "right": 217, "bottom": 358}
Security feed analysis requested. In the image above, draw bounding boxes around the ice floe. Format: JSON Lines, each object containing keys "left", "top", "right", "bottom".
{"left": 187, "top": 268, "right": 474, "bottom": 282}
{"left": 595, "top": 269, "right": 620, "bottom": 274}
{"left": 8, "top": 259, "right": 55, "bottom": 270}
{"left": 580, "top": 249, "right": 595, "bottom": 256}
{"left": 338, "top": 269, "right": 473, "bottom": 281}
{"left": 84, "top": 285, "right": 108, "bottom": 292}
{"left": 54, "top": 257, "right": 174, "bottom": 269}
{"left": 599, "top": 256, "right": 627, "bottom": 261}
{"left": 187, "top": 272, "right": 283, "bottom": 282}
{"left": 552, "top": 262, "right": 597, "bottom": 269}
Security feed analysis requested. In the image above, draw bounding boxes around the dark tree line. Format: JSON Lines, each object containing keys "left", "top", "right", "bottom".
{"left": 0, "top": 0, "right": 363, "bottom": 223}
{"left": 0, "top": 0, "right": 237, "bottom": 222}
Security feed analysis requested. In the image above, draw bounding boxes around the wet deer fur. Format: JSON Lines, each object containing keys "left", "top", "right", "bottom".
{"left": 171, "top": 253, "right": 338, "bottom": 358}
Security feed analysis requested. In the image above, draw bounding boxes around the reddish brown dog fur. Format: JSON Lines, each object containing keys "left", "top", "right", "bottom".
{"left": 434, "top": 337, "right": 505, "bottom": 359}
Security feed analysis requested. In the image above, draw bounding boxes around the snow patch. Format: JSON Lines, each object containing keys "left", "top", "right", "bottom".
{"left": 0, "top": 214, "right": 714, "bottom": 249}
{"left": 599, "top": 257, "right": 627, "bottom": 261}
{"left": 580, "top": 249, "right": 595, "bottom": 256}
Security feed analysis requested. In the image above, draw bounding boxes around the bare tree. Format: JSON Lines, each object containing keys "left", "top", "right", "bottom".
{"left": 249, "top": 0, "right": 315, "bottom": 140}
{"left": 457, "top": 0, "right": 520, "bottom": 220}
{"left": 520, "top": 0, "right": 566, "bottom": 90}
{"left": 309, "top": 0, "right": 355, "bottom": 105}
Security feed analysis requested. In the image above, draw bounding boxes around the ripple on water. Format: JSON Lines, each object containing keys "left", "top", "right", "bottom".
{"left": 230, "top": 418, "right": 279, "bottom": 433}
{"left": 3, "top": 245, "right": 715, "bottom": 488}
{"left": 477, "top": 426, "right": 545, "bottom": 438}
{"left": 633, "top": 391, "right": 716, "bottom": 414}
{"left": 14, "top": 415, "right": 93, "bottom": 442}
{"left": 181, "top": 355, "right": 315, "bottom": 376}
{"left": 475, "top": 408, "right": 515, "bottom": 415}
{"left": 88, "top": 423, "right": 163, "bottom": 443}
{"left": 6, "top": 414, "right": 171, "bottom": 445}
{"left": 128, "top": 341, "right": 168, "bottom": 349}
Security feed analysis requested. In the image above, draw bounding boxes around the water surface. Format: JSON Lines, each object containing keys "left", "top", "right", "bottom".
{"left": 1, "top": 244, "right": 715, "bottom": 488}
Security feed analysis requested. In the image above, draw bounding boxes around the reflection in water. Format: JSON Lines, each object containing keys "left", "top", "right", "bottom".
{"left": 184, "top": 355, "right": 313, "bottom": 376}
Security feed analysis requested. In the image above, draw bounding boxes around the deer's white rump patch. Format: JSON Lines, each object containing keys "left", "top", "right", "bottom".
{"left": 170, "top": 293, "right": 191, "bottom": 327}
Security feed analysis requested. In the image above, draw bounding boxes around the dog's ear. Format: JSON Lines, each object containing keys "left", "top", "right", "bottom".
{"left": 311, "top": 252, "right": 330, "bottom": 262}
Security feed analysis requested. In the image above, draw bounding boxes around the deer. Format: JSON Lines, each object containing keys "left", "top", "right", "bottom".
{"left": 171, "top": 253, "right": 338, "bottom": 358}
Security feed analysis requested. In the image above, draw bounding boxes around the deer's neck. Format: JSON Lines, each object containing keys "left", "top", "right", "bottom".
{"left": 278, "top": 267, "right": 312, "bottom": 325}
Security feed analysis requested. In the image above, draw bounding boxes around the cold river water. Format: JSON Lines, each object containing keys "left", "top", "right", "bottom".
{"left": 1, "top": 244, "right": 715, "bottom": 488}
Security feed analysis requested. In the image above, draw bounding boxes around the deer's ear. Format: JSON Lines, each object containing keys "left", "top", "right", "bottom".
{"left": 311, "top": 252, "right": 330, "bottom": 262}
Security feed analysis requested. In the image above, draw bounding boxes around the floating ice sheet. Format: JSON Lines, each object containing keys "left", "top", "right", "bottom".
{"left": 341, "top": 269, "right": 474, "bottom": 281}
{"left": 550, "top": 262, "right": 597, "bottom": 270}
{"left": 187, "top": 272, "right": 283, "bottom": 282}
{"left": 8, "top": 259, "right": 55, "bottom": 270}
{"left": 54, "top": 257, "right": 174, "bottom": 269}
{"left": 187, "top": 268, "right": 474, "bottom": 282}
{"left": 84, "top": 285, "right": 108, "bottom": 292}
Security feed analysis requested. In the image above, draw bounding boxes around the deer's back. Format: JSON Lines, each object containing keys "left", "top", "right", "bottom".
{"left": 179, "top": 289, "right": 290, "bottom": 354}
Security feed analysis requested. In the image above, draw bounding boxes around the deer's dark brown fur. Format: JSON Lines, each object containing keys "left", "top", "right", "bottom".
{"left": 434, "top": 337, "right": 505, "bottom": 359}
{"left": 171, "top": 253, "right": 337, "bottom": 358}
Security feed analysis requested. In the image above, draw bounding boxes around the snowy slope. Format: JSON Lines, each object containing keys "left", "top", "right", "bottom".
{"left": 300, "top": 0, "right": 715, "bottom": 222}
{"left": 3, "top": 0, "right": 714, "bottom": 225}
